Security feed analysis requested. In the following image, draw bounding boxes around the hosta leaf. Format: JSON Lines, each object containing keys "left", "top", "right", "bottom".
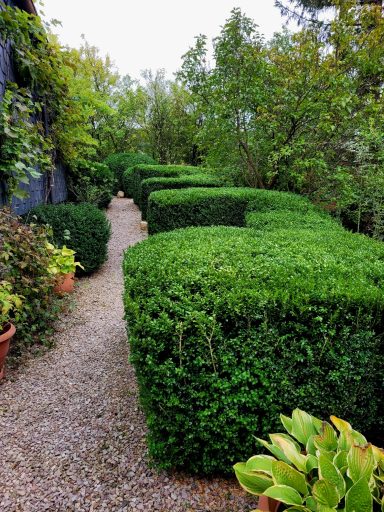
{"left": 264, "top": 485, "right": 303, "bottom": 505}
{"left": 291, "top": 409, "right": 320, "bottom": 445}
{"left": 372, "top": 445, "right": 384, "bottom": 469}
{"left": 270, "top": 434, "right": 307, "bottom": 472}
{"left": 333, "top": 450, "right": 348, "bottom": 471}
{"left": 281, "top": 414, "right": 293, "bottom": 435}
{"left": 347, "top": 444, "right": 375, "bottom": 483}
{"left": 306, "top": 454, "right": 319, "bottom": 472}
{"left": 345, "top": 477, "right": 372, "bottom": 512}
{"left": 305, "top": 496, "right": 318, "bottom": 511}
{"left": 272, "top": 460, "right": 308, "bottom": 495}
{"left": 312, "top": 479, "right": 340, "bottom": 507}
{"left": 318, "top": 453, "right": 346, "bottom": 498}
{"left": 246, "top": 455, "right": 275, "bottom": 474}
{"left": 306, "top": 436, "right": 317, "bottom": 456}
{"left": 234, "top": 463, "right": 273, "bottom": 495}
{"left": 313, "top": 422, "right": 338, "bottom": 452}
{"left": 256, "top": 437, "right": 291, "bottom": 465}
{"left": 330, "top": 416, "right": 352, "bottom": 433}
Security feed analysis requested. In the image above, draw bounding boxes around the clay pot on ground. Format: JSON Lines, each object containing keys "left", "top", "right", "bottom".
{"left": 258, "top": 496, "right": 281, "bottom": 512}
{"left": 0, "top": 322, "right": 16, "bottom": 380}
{"left": 53, "top": 272, "right": 75, "bottom": 294}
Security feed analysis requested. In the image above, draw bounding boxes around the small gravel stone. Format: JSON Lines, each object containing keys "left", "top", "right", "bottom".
{"left": 0, "top": 198, "right": 257, "bottom": 511}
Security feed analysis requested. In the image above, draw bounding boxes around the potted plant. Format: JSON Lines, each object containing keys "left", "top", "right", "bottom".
{"left": 47, "top": 244, "right": 84, "bottom": 294}
{"left": 234, "top": 408, "right": 384, "bottom": 511}
{"left": 0, "top": 281, "right": 22, "bottom": 379}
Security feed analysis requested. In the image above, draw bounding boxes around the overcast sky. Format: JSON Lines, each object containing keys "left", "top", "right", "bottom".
{"left": 40, "top": 0, "right": 288, "bottom": 80}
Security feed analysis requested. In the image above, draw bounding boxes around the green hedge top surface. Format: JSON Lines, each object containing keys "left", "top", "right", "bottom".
{"left": 128, "top": 164, "right": 204, "bottom": 205}
{"left": 245, "top": 209, "right": 342, "bottom": 231}
{"left": 147, "top": 187, "right": 317, "bottom": 234}
{"left": 30, "top": 203, "right": 111, "bottom": 274}
{"left": 123, "top": 226, "right": 384, "bottom": 474}
{"left": 104, "top": 152, "right": 156, "bottom": 193}
{"left": 140, "top": 174, "right": 224, "bottom": 220}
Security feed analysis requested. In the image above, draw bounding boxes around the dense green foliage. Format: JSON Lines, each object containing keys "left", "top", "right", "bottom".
{"left": 245, "top": 210, "right": 341, "bottom": 231}
{"left": 140, "top": 175, "right": 223, "bottom": 220}
{"left": 147, "top": 187, "right": 317, "bottom": 234}
{"left": 104, "top": 152, "right": 156, "bottom": 194}
{"left": 0, "top": 209, "right": 58, "bottom": 349}
{"left": 128, "top": 164, "right": 202, "bottom": 207}
{"left": 123, "top": 226, "right": 384, "bottom": 474}
{"left": 29, "top": 204, "right": 111, "bottom": 274}
{"left": 180, "top": 3, "right": 384, "bottom": 236}
{"left": 68, "top": 159, "right": 115, "bottom": 208}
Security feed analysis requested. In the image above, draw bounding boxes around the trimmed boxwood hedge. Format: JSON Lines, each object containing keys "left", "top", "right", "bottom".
{"left": 123, "top": 226, "right": 384, "bottom": 474}
{"left": 245, "top": 210, "right": 342, "bottom": 231}
{"left": 126, "top": 164, "right": 203, "bottom": 207}
{"left": 104, "top": 152, "right": 156, "bottom": 194}
{"left": 140, "top": 175, "right": 224, "bottom": 220}
{"left": 29, "top": 203, "right": 111, "bottom": 274}
{"left": 147, "top": 187, "right": 317, "bottom": 234}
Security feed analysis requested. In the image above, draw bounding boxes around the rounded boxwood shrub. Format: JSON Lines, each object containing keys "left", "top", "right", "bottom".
{"left": 128, "top": 164, "right": 203, "bottom": 206}
{"left": 147, "top": 187, "right": 317, "bottom": 234}
{"left": 104, "top": 152, "right": 156, "bottom": 194}
{"left": 140, "top": 174, "right": 223, "bottom": 220}
{"left": 29, "top": 203, "right": 111, "bottom": 274}
{"left": 245, "top": 210, "right": 342, "bottom": 231}
{"left": 123, "top": 226, "right": 384, "bottom": 474}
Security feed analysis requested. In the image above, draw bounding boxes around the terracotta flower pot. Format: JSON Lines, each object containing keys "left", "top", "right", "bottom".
{"left": 0, "top": 322, "right": 16, "bottom": 380}
{"left": 258, "top": 496, "right": 281, "bottom": 512}
{"left": 53, "top": 272, "right": 75, "bottom": 294}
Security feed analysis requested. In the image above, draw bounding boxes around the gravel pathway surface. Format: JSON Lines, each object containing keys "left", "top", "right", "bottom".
{"left": 0, "top": 198, "right": 257, "bottom": 512}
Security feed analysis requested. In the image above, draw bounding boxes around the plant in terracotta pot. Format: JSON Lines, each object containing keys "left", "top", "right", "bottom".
{"left": 46, "top": 244, "right": 84, "bottom": 294}
{"left": 234, "top": 408, "right": 384, "bottom": 511}
{"left": 0, "top": 281, "right": 22, "bottom": 379}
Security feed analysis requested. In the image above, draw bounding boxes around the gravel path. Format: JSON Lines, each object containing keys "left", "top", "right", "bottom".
{"left": 0, "top": 198, "right": 256, "bottom": 512}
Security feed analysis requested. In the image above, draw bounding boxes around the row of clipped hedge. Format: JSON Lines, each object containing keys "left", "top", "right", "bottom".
{"left": 147, "top": 186, "right": 340, "bottom": 234}
{"left": 123, "top": 180, "right": 384, "bottom": 475}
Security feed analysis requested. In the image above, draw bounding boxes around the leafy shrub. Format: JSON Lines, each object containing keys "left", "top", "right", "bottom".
{"left": 0, "top": 209, "right": 58, "bottom": 348}
{"left": 147, "top": 187, "right": 317, "bottom": 234}
{"left": 245, "top": 210, "right": 342, "bottom": 231}
{"left": 123, "top": 226, "right": 384, "bottom": 474}
{"left": 29, "top": 203, "right": 111, "bottom": 274}
{"left": 68, "top": 159, "right": 116, "bottom": 209}
{"left": 235, "top": 408, "right": 384, "bottom": 510}
{"left": 104, "top": 152, "right": 156, "bottom": 194}
{"left": 127, "top": 164, "right": 203, "bottom": 206}
{"left": 140, "top": 175, "right": 224, "bottom": 220}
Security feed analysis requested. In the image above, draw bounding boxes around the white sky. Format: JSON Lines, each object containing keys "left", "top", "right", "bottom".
{"left": 40, "top": 0, "right": 288, "bottom": 80}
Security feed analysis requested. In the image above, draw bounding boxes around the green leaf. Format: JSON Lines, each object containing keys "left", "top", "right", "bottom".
{"left": 318, "top": 453, "right": 346, "bottom": 498}
{"left": 291, "top": 409, "right": 320, "bottom": 445}
{"left": 264, "top": 485, "right": 303, "bottom": 505}
{"left": 313, "top": 422, "right": 338, "bottom": 452}
{"left": 246, "top": 455, "right": 275, "bottom": 474}
{"left": 312, "top": 479, "right": 340, "bottom": 507}
{"left": 306, "top": 454, "right": 319, "bottom": 472}
{"left": 269, "top": 434, "right": 307, "bottom": 472}
{"left": 272, "top": 460, "right": 308, "bottom": 495}
{"left": 345, "top": 477, "right": 372, "bottom": 512}
{"left": 347, "top": 444, "right": 375, "bottom": 484}
{"left": 281, "top": 414, "right": 293, "bottom": 435}
{"left": 234, "top": 463, "right": 273, "bottom": 495}
{"left": 333, "top": 450, "right": 348, "bottom": 471}
{"left": 256, "top": 437, "right": 291, "bottom": 465}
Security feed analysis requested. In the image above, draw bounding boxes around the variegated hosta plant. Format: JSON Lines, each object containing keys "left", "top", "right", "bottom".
{"left": 234, "top": 409, "right": 384, "bottom": 511}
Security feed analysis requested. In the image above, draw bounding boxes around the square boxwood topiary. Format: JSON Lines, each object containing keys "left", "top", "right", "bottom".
{"left": 147, "top": 187, "right": 318, "bottom": 234}
{"left": 123, "top": 226, "right": 384, "bottom": 474}
{"left": 104, "top": 152, "right": 156, "bottom": 194}
{"left": 140, "top": 174, "right": 224, "bottom": 220}
{"left": 128, "top": 164, "right": 203, "bottom": 207}
{"left": 29, "top": 203, "right": 111, "bottom": 274}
